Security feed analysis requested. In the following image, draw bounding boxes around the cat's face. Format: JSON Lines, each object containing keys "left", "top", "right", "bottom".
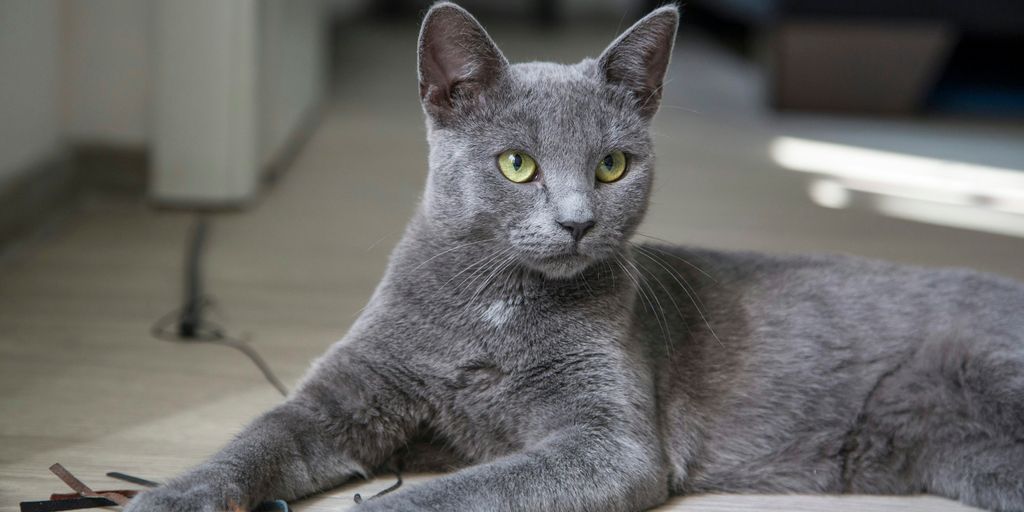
{"left": 417, "top": 3, "right": 678, "bottom": 279}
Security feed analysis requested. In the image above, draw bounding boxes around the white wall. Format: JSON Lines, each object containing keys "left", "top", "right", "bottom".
{"left": 0, "top": 0, "right": 63, "bottom": 183}
{"left": 63, "top": 0, "right": 152, "bottom": 146}
{"left": 151, "top": 0, "right": 258, "bottom": 204}
{"left": 258, "top": 0, "right": 326, "bottom": 167}
{"left": 150, "top": 0, "right": 331, "bottom": 204}
{"left": 1, "top": 0, "right": 337, "bottom": 205}
{"left": 0, "top": 0, "right": 151, "bottom": 185}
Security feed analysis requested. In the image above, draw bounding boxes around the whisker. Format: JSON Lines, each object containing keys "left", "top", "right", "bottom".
{"left": 659, "top": 104, "right": 704, "bottom": 115}
{"left": 638, "top": 79, "right": 671, "bottom": 113}
{"left": 460, "top": 246, "right": 519, "bottom": 298}
{"left": 639, "top": 246, "right": 713, "bottom": 317}
{"left": 629, "top": 248, "right": 691, "bottom": 335}
{"left": 499, "top": 255, "right": 523, "bottom": 296}
{"left": 632, "top": 244, "right": 723, "bottom": 347}
{"left": 580, "top": 272, "right": 595, "bottom": 297}
{"left": 434, "top": 246, "right": 507, "bottom": 298}
{"left": 616, "top": 253, "right": 671, "bottom": 354}
{"left": 364, "top": 235, "right": 390, "bottom": 252}
{"left": 605, "top": 260, "right": 617, "bottom": 289}
{"left": 621, "top": 252, "right": 673, "bottom": 353}
{"left": 410, "top": 238, "right": 492, "bottom": 273}
{"left": 613, "top": 8, "right": 629, "bottom": 40}
{"left": 633, "top": 233, "right": 716, "bottom": 282}
{"left": 468, "top": 252, "right": 518, "bottom": 306}
{"left": 453, "top": 247, "right": 514, "bottom": 299}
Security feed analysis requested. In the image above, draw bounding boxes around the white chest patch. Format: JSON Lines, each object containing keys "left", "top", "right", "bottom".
{"left": 482, "top": 299, "right": 517, "bottom": 327}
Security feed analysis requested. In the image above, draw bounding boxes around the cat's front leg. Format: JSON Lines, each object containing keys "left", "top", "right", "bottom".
{"left": 359, "top": 427, "right": 667, "bottom": 512}
{"left": 124, "top": 346, "right": 424, "bottom": 512}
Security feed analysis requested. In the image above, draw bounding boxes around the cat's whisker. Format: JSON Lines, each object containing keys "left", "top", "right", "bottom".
{"left": 615, "top": 253, "right": 667, "bottom": 349}
{"left": 635, "top": 244, "right": 713, "bottom": 315}
{"left": 364, "top": 235, "right": 391, "bottom": 252}
{"left": 620, "top": 252, "right": 673, "bottom": 353}
{"left": 410, "top": 238, "right": 493, "bottom": 273}
{"left": 630, "top": 247, "right": 689, "bottom": 321}
{"left": 468, "top": 252, "right": 519, "bottom": 306}
{"left": 632, "top": 244, "right": 723, "bottom": 347}
{"left": 631, "top": 246, "right": 700, "bottom": 341}
{"left": 605, "top": 260, "right": 617, "bottom": 289}
{"left": 446, "top": 255, "right": 495, "bottom": 296}
{"left": 633, "top": 233, "right": 717, "bottom": 282}
{"left": 580, "top": 271, "right": 595, "bottom": 297}
{"left": 612, "top": 8, "right": 630, "bottom": 39}
{"left": 638, "top": 79, "right": 671, "bottom": 113}
{"left": 434, "top": 246, "right": 508, "bottom": 298}
{"left": 452, "top": 248, "right": 509, "bottom": 299}
{"left": 455, "top": 247, "right": 516, "bottom": 301}
{"left": 659, "top": 104, "right": 704, "bottom": 115}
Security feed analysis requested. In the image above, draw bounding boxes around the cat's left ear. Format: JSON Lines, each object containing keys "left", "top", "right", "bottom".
{"left": 598, "top": 5, "right": 679, "bottom": 118}
{"left": 418, "top": 3, "right": 509, "bottom": 124}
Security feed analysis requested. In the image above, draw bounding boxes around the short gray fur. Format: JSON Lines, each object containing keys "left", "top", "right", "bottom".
{"left": 126, "top": 3, "right": 1024, "bottom": 511}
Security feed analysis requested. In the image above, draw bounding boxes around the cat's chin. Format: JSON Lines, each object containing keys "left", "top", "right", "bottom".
{"left": 526, "top": 253, "right": 594, "bottom": 280}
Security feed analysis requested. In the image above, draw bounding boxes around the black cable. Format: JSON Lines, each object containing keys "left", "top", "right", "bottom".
{"left": 178, "top": 218, "right": 207, "bottom": 338}
{"left": 352, "top": 465, "right": 404, "bottom": 504}
{"left": 151, "top": 216, "right": 289, "bottom": 397}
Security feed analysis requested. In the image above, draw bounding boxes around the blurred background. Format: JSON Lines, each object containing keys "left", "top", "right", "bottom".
{"left": 1, "top": 0, "right": 1023, "bottom": 508}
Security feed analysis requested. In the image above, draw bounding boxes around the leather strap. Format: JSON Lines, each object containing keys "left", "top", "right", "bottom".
{"left": 49, "top": 463, "right": 130, "bottom": 506}
{"left": 19, "top": 497, "right": 117, "bottom": 512}
{"left": 50, "top": 490, "right": 139, "bottom": 500}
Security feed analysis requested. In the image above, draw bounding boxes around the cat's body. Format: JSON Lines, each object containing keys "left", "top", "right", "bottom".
{"left": 126, "top": 3, "right": 1024, "bottom": 512}
{"left": 645, "top": 246, "right": 1024, "bottom": 503}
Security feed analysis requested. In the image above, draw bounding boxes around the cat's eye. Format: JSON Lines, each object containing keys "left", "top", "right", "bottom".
{"left": 596, "top": 151, "right": 627, "bottom": 183}
{"left": 497, "top": 150, "right": 538, "bottom": 183}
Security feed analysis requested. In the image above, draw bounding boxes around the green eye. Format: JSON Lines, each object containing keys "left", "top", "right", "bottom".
{"left": 497, "top": 150, "right": 538, "bottom": 183}
{"left": 596, "top": 151, "right": 627, "bottom": 183}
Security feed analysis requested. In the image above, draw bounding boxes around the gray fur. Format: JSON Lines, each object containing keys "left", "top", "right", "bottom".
{"left": 126, "top": 3, "right": 1024, "bottom": 511}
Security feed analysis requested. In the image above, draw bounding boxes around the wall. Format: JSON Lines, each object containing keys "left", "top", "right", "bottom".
{"left": 63, "top": 0, "right": 152, "bottom": 146}
{"left": 0, "top": 0, "right": 151, "bottom": 185}
{"left": 151, "top": 0, "right": 259, "bottom": 204}
{"left": 259, "top": 0, "right": 327, "bottom": 168}
{"left": 1, "top": 0, "right": 343, "bottom": 206}
{"left": 0, "top": 0, "right": 62, "bottom": 184}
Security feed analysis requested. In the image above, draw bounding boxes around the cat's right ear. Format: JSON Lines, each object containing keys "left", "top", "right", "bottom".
{"left": 417, "top": 2, "right": 508, "bottom": 124}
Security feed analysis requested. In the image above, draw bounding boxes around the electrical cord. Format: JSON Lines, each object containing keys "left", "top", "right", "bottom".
{"left": 151, "top": 302, "right": 289, "bottom": 396}
{"left": 151, "top": 217, "right": 289, "bottom": 397}
{"left": 149, "top": 217, "right": 402, "bottom": 499}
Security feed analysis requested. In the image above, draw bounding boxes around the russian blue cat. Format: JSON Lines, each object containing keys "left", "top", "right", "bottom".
{"left": 127, "top": 3, "right": 1024, "bottom": 511}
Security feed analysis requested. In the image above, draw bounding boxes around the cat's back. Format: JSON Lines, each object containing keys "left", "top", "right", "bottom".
{"left": 640, "top": 244, "right": 1023, "bottom": 338}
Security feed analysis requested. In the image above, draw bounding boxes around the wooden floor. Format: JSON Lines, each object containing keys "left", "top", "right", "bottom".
{"left": 3, "top": 22, "right": 1021, "bottom": 512}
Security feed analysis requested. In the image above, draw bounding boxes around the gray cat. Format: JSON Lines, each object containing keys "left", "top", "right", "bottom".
{"left": 126, "top": 3, "right": 1024, "bottom": 511}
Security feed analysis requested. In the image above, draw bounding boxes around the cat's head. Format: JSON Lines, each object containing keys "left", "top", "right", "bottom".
{"left": 416, "top": 2, "right": 678, "bottom": 279}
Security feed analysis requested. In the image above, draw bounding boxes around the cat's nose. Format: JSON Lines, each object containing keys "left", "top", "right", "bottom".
{"left": 557, "top": 220, "right": 595, "bottom": 242}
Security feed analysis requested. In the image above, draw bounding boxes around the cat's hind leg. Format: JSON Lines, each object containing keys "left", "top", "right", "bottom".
{"left": 844, "top": 336, "right": 1024, "bottom": 512}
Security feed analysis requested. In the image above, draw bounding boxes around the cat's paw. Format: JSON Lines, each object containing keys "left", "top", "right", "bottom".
{"left": 355, "top": 493, "right": 454, "bottom": 512}
{"left": 122, "top": 482, "right": 240, "bottom": 512}
{"left": 353, "top": 496, "right": 418, "bottom": 512}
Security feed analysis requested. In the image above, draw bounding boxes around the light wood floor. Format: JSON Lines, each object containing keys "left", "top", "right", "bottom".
{"left": 3, "top": 22, "right": 1021, "bottom": 512}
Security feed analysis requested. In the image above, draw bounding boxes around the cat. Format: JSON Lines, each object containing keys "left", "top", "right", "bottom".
{"left": 126, "top": 3, "right": 1024, "bottom": 511}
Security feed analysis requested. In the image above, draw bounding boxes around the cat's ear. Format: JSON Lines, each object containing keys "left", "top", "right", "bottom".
{"left": 598, "top": 5, "right": 679, "bottom": 118}
{"left": 417, "top": 2, "right": 509, "bottom": 123}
